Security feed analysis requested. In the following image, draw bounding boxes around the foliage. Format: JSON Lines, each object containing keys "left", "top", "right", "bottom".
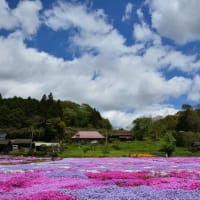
{"left": 62, "top": 102, "right": 111, "bottom": 129}
{"left": 132, "top": 117, "right": 152, "bottom": 140}
{"left": 159, "top": 132, "right": 176, "bottom": 157}
{"left": 0, "top": 93, "right": 112, "bottom": 142}
{"left": 9, "top": 149, "right": 30, "bottom": 156}
{"left": 176, "top": 108, "right": 200, "bottom": 132}
{"left": 173, "top": 131, "right": 200, "bottom": 147}
{"left": 159, "top": 143, "right": 175, "bottom": 157}
{"left": 60, "top": 140, "right": 165, "bottom": 157}
{"left": 131, "top": 104, "right": 200, "bottom": 151}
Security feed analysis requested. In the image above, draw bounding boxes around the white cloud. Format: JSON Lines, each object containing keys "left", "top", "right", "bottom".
{"left": 44, "top": 1, "right": 111, "bottom": 34}
{"left": 133, "top": 22, "right": 161, "bottom": 45}
{"left": 188, "top": 75, "right": 200, "bottom": 101}
{"left": 13, "top": 0, "right": 42, "bottom": 35}
{"left": 102, "top": 104, "right": 178, "bottom": 129}
{"left": 122, "top": 3, "right": 134, "bottom": 22}
{"left": 141, "top": 44, "right": 200, "bottom": 73}
{"left": 0, "top": 32, "right": 67, "bottom": 97}
{"left": 0, "top": 0, "right": 42, "bottom": 36}
{"left": 148, "top": 0, "right": 200, "bottom": 44}
{"left": 136, "top": 9, "right": 144, "bottom": 22}
{"left": 133, "top": 7, "right": 161, "bottom": 45}
{"left": 0, "top": 0, "right": 18, "bottom": 30}
{"left": 160, "top": 50, "right": 200, "bottom": 72}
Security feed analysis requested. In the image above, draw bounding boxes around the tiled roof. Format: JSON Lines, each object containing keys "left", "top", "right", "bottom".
{"left": 72, "top": 131, "right": 105, "bottom": 139}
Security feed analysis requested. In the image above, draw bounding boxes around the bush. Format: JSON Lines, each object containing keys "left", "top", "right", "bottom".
{"left": 9, "top": 149, "right": 29, "bottom": 156}
{"left": 159, "top": 143, "right": 175, "bottom": 157}
{"left": 32, "top": 151, "right": 48, "bottom": 157}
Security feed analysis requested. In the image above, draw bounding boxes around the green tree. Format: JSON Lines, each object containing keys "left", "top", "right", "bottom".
{"left": 45, "top": 117, "right": 65, "bottom": 142}
{"left": 161, "top": 115, "right": 178, "bottom": 131}
{"left": 159, "top": 132, "right": 176, "bottom": 157}
{"left": 149, "top": 119, "right": 166, "bottom": 140}
{"left": 132, "top": 117, "right": 152, "bottom": 140}
{"left": 177, "top": 109, "right": 200, "bottom": 132}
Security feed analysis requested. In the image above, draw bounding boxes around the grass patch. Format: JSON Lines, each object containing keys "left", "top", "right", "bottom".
{"left": 59, "top": 140, "right": 171, "bottom": 157}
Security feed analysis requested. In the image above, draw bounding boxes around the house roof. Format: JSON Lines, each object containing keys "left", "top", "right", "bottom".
{"left": 72, "top": 131, "right": 105, "bottom": 139}
{"left": 11, "top": 139, "right": 32, "bottom": 144}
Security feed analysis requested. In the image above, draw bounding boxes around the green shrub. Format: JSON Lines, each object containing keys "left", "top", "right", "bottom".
{"left": 159, "top": 143, "right": 175, "bottom": 157}
{"left": 9, "top": 149, "right": 29, "bottom": 156}
{"left": 32, "top": 151, "right": 47, "bottom": 157}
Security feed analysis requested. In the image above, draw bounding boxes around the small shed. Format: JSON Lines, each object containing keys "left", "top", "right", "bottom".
{"left": 72, "top": 131, "right": 105, "bottom": 143}
{"left": 11, "top": 139, "right": 32, "bottom": 150}
{"left": 109, "top": 132, "right": 133, "bottom": 141}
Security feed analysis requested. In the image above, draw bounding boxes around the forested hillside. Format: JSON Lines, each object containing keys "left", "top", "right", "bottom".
{"left": 0, "top": 93, "right": 111, "bottom": 141}
{"left": 132, "top": 104, "right": 200, "bottom": 152}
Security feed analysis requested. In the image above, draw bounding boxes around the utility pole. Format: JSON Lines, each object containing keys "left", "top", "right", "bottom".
{"left": 106, "top": 129, "right": 108, "bottom": 145}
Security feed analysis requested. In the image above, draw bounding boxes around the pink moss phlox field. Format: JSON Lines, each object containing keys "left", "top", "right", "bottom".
{"left": 0, "top": 155, "right": 49, "bottom": 165}
{"left": 86, "top": 171, "right": 149, "bottom": 180}
{"left": 1, "top": 157, "right": 200, "bottom": 199}
{"left": 14, "top": 191, "right": 76, "bottom": 200}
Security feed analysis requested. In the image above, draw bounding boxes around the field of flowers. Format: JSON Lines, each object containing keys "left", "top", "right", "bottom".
{"left": 0, "top": 155, "right": 49, "bottom": 165}
{"left": 1, "top": 156, "right": 200, "bottom": 199}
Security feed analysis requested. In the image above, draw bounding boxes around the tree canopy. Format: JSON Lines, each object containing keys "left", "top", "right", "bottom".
{"left": 0, "top": 93, "right": 112, "bottom": 142}
{"left": 131, "top": 104, "right": 200, "bottom": 152}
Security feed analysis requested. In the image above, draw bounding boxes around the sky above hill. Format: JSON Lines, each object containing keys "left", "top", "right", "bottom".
{"left": 1, "top": 0, "right": 200, "bottom": 128}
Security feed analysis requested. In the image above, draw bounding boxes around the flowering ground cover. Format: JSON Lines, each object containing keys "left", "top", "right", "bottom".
{"left": 0, "top": 155, "right": 49, "bottom": 165}
{"left": 1, "top": 157, "right": 200, "bottom": 199}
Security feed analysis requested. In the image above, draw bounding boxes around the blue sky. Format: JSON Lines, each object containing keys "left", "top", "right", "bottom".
{"left": 1, "top": 0, "right": 200, "bottom": 128}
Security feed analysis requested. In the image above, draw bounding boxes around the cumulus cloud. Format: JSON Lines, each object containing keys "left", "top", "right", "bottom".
{"left": 0, "top": 0, "right": 18, "bottom": 30}
{"left": 133, "top": 22, "right": 161, "bottom": 45}
{"left": 0, "top": 1, "right": 199, "bottom": 128}
{"left": 0, "top": 0, "right": 42, "bottom": 36}
{"left": 188, "top": 75, "right": 200, "bottom": 101}
{"left": 122, "top": 3, "right": 134, "bottom": 22}
{"left": 102, "top": 104, "right": 178, "bottom": 129}
{"left": 160, "top": 50, "right": 200, "bottom": 72}
{"left": 148, "top": 0, "right": 200, "bottom": 44}
{"left": 0, "top": 32, "right": 67, "bottom": 97}
{"left": 44, "top": 1, "right": 111, "bottom": 34}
